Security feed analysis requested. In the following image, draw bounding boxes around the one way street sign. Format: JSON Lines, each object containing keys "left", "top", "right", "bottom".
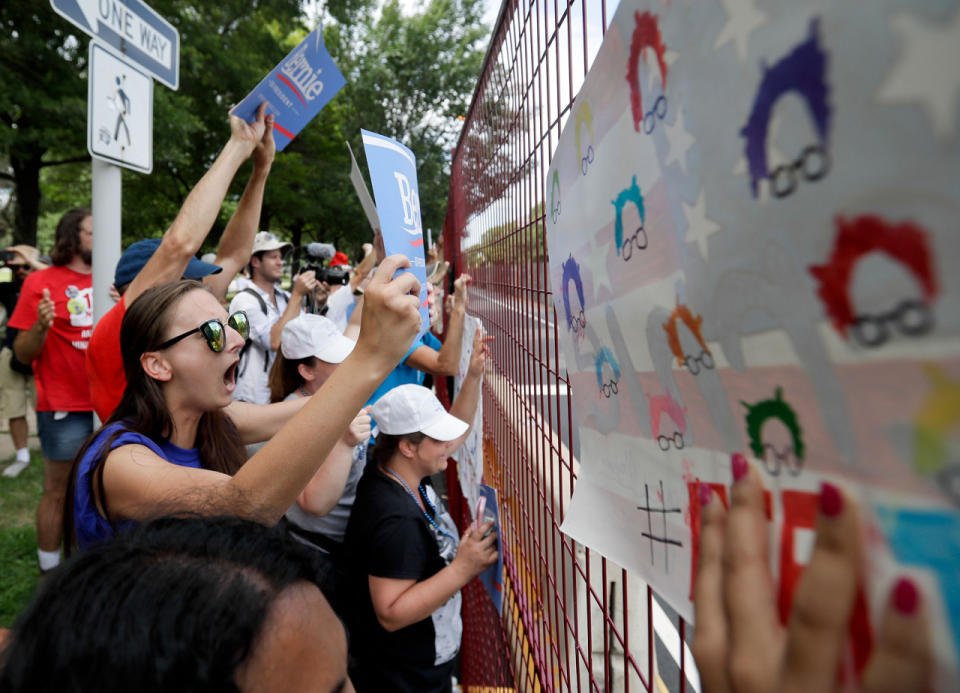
{"left": 51, "top": 0, "right": 180, "bottom": 90}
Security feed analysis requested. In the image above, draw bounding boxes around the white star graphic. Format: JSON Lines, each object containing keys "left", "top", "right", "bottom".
{"left": 877, "top": 8, "right": 960, "bottom": 139}
{"left": 714, "top": 0, "right": 766, "bottom": 63}
{"left": 682, "top": 190, "right": 721, "bottom": 260}
{"left": 585, "top": 236, "right": 614, "bottom": 296}
{"left": 664, "top": 108, "right": 695, "bottom": 172}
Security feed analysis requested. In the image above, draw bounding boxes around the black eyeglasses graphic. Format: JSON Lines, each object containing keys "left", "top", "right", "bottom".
{"left": 850, "top": 299, "right": 933, "bottom": 348}
{"left": 621, "top": 225, "right": 649, "bottom": 262}
{"left": 600, "top": 379, "right": 619, "bottom": 398}
{"left": 643, "top": 95, "right": 667, "bottom": 135}
{"left": 568, "top": 309, "right": 586, "bottom": 332}
{"left": 657, "top": 431, "right": 684, "bottom": 451}
{"left": 769, "top": 144, "right": 830, "bottom": 198}
{"left": 154, "top": 311, "right": 250, "bottom": 353}
{"left": 683, "top": 349, "right": 715, "bottom": 375}
{"left": 761, "top": 442, "right": 802, "bottom": 477}
{"left": 581, "top": 145, "right": 595, "bottom": 175}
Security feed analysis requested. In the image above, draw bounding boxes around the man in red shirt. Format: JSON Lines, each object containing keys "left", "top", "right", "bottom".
{"left": 9, "top": 208, "right": 94, "bottom": 572}
{"left": 87, "top": 104, "right": 275, "bottom": 423}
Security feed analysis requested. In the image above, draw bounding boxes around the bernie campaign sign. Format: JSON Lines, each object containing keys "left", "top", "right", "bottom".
{"left": 231, "top": 27, "right": 345, "bottom": 151}
{"left": 361, "top": 129, "right": 430, "bottom": 339}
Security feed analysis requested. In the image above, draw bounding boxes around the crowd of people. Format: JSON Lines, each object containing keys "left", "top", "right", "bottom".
{"left": 0, "top": 104, "right": 931, "bottom": 691}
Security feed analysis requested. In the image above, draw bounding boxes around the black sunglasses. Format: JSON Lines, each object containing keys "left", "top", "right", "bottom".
{"left": 154, "top": 311, "right": 249, "bottom": 353}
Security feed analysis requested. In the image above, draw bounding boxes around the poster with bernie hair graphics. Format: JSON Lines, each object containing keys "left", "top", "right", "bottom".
{"left": 545, "top": 0, "right": 960, "bottom": 687}
{"left": 231, "top": 26, "right": 345, "bottom": 151}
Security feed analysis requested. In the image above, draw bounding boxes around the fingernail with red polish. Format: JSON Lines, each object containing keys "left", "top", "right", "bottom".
{"left": 892, "top": 577, "right": 920, "bottom": 615}
{"left": 698, "top": 482, "right": 713, "bottom": 506}
{"left": 731, "top": 453, "right": 748, "bottom": 482}
{"left": 819, "top": 482, "right": 844, "bottom": 517}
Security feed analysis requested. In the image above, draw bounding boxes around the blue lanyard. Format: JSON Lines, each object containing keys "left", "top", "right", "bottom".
{"left": 383, "top": 467, "right": 458, "bottom": 545}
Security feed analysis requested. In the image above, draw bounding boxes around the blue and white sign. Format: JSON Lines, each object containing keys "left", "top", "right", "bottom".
{"left": 231, "top": 27, "right": 345, "bottom": 152}
{"left": 88, "top": 43, "right": 153, "bottom": 173}
{"left": 361, "top": 129, "right": 430, "bottom": 338}
{"left": 50, "top": 0, "right": 179, "bottom": 90}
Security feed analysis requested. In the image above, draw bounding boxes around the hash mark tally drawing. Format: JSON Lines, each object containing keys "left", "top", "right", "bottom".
{"left": 637, "top": 480, "right": 683, "bottom": 571}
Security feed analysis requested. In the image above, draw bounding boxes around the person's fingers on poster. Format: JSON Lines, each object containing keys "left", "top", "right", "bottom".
{"left": 355, "top": 254, "right": 420, "bottom": 367}
{"left": 724, "top": 456, "right": 785, "bottom": 691}
{"left": 453, "top": 522, "right": 498, "bottom": 578}
{"left": 253, "top": 111, "right": 276, "bottom": 171}
{"left": 781, "top": 482, "right": 861, "bottom": 691}
{"left": 861, "top": 579, "right": 931, "bottom": 693}
{"left": 691, "top": 483, "right": 732, "bottom": 693}
{"left": 228, "top": 101, "right": 268, "bottom": 155}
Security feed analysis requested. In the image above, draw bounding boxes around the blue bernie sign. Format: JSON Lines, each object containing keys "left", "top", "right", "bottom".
{"left": 361, "top": 129, "right": 430, "bottom": 339}
{"left": 230, "top": 27, "right": 345, "bottom": 151}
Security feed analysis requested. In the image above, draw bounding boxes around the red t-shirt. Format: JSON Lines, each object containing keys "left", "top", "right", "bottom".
{"left": 8, "top": 266, "right": 94, "bottom": 411}
{"left": 86, "top": 296, "right": 127, "bottom": 423}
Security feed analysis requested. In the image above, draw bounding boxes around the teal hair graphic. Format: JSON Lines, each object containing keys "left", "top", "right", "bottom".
{"left": 741, "top": 387, "right": 805, "bottom": 460}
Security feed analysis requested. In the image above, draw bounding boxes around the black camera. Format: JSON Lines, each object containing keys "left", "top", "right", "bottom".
{"left": 316, "top": 266, "right": 349, "bottom": 285}
{"left": 1, "top": 250, "right": 16, "bottom": 264}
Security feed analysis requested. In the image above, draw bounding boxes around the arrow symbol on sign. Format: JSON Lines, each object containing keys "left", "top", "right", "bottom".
{"left": 76, "top": 0, "right": 100, "bottom": 33}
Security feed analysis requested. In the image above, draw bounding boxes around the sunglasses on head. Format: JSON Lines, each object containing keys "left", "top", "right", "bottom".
{"left": 154, "top": 311, "right": 249, "bottom": 353}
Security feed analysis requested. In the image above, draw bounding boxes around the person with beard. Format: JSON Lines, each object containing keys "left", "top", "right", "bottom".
{"left": 229, "top": 231, "right": 318, "bottom": 405}
{"left": 7, "top": 209, "right": 94, "bottom": 573}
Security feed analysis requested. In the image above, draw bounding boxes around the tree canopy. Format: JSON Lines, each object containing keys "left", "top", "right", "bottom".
{"left": 0, "top": 0, "right": 488, "bottom": 260}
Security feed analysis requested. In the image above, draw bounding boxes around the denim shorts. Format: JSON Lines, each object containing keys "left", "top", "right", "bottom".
{"left": 36, "top": 411, "right": 94, "bottom": 462}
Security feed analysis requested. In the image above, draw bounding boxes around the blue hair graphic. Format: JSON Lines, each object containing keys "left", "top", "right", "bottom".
{"left": 561, "top": 254, "right": 585, "bottom": 331}
{"left": 740, "top": 18, "right": 831, "bottom": 197}
{"left": 595, "top": 346, "right": 621, "bottom": 389}
{"left": 611, "top": 176, "right": 646, "bottom": 255}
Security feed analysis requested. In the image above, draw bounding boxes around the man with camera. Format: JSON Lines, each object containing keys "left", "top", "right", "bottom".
{"left": 230, "top": 231, "right": 318, "bottom": 405}
{"left": 0, "top": 246, "right": 47, "bottom": 477}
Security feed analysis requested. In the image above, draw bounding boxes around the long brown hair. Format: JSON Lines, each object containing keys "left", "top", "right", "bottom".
{"left": 65, "top": 280, "right": 247, "bottom": 550}
{"left": 49, "top": 207, "right": 91, "bottom": 266}
{"left": 268, "top": 351, "right": 316, "bottom": 403}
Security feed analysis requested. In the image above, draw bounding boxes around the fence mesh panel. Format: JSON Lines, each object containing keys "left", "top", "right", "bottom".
{"left": 440, "top": 2, "right": 693, "bottom": 691}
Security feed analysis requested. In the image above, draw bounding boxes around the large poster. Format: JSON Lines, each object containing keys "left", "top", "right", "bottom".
{"left": 545, "top": 0, "right": 960, "bottom": 686}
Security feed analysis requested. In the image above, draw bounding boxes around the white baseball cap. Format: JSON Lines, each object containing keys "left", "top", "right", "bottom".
{"left": 251, "top": 231, "right": 292, "bottom": 255}
{"left": 371, "top": 384, "right": 468, "bottom": 441}
{"left": 280, "top": 314, "right": 355, "bottom": 363}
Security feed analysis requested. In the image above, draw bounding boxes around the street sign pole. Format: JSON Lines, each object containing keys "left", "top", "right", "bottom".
{"left": 91, "top": 159, "right": 121, "bottom": 324}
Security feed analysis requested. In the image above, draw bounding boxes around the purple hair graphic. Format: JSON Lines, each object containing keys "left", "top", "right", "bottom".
{"left": 561, "top": 254, "right": 586, "bottom": 331}
{"left": 740, "top": 18, "right": 831, "bottom": 197}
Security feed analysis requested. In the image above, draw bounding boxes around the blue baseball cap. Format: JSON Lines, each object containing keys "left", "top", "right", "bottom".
{"left": 114, "top": 238, "right": 222, "bottom": 288}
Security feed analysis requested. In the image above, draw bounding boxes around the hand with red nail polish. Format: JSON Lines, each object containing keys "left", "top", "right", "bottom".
{"left": 692, "top": 465, "right": 931, "bottom": 693}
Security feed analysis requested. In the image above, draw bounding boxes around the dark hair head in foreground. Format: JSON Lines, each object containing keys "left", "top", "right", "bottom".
{"left": 0, "top": 516, "right": 352, "bottom": 693}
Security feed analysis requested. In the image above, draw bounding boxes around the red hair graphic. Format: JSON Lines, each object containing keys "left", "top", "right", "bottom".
{"left": 626, "top": 11, "right": 668, "bottom": 133}
{"left": 663, "top": 304, "right": 710, "bottom": 367}
{"left": 808, "top": 215, "right": 939, "bottom": 337}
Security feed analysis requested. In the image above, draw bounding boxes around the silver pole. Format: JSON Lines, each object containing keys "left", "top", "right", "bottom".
{"left": 91, "top": 158, "right": 122, "bottom": 324}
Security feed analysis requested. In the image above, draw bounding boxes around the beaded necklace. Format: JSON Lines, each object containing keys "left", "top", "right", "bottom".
{"left": 383, "top": 467, "right": 458, "bottom": 544}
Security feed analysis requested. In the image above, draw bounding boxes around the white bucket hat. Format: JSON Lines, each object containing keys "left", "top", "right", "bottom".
{"left": 251, "top": 231, "right": 292, "bottom": 255}
{"left": 280, "top": 314, "right": 355, "bottom": 363}
{"left": 371, "top": 384, "right": 468, "bottom": 441}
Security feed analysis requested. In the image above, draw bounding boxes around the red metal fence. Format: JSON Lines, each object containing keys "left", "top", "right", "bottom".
{"left": 442, "top": 1, "right": 695, "bottom": 691}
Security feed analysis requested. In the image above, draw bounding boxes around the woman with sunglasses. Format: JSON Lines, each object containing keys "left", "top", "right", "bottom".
{"left": 343, "top": 330, "right": 495, "bottom": 692}
{"left": 66, "top": 255, "right": 421, "bottom": 551}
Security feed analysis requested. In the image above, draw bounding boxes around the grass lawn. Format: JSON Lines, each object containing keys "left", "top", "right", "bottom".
{"left": 0, "top": 450, "right": 43, "bottom": 628}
